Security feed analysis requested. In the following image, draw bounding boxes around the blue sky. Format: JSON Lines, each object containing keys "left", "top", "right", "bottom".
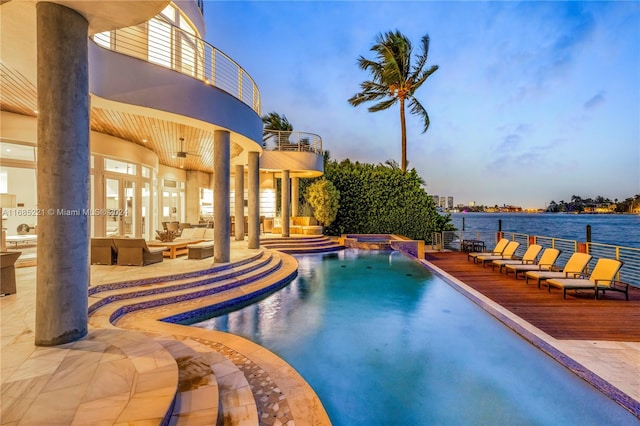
{"left": 204, "top": 1, "right": 640, "bottom": 209}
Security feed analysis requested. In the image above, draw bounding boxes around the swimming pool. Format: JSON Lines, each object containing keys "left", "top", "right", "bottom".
{"left": 190, "top": 250, "right": 636, "bottom": 424}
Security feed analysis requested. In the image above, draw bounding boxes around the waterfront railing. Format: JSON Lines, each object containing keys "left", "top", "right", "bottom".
{"left": 91, "top": 18, "right": 260, "bottom": 114}
{"left": 262, "top": 130, "right": 323, "bottom": 155}
{"left": 434, "top": 230, "right": 640, "bottom": 288}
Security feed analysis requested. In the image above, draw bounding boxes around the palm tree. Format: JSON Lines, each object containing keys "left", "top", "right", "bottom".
{"left": 348, "top": 30, "right": 438, "bottom": 172}
{"left": 262, "top": 112, "right": 293, "bottom": 148}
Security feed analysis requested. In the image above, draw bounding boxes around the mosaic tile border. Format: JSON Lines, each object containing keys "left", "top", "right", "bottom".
{"left": 194, "top": 339, "right": 294, "bottom": 425}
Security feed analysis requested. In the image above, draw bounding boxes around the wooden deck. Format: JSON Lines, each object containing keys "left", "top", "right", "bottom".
{"left": 424, "top": 251, "right": 640, "bottom": 341}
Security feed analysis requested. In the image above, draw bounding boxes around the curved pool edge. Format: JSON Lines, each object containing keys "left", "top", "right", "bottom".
{"left": 92, "top": 249, "right": 332, "bottom": 425}
{"left": 416, "top": 256, "right": 640, "bottom": 419}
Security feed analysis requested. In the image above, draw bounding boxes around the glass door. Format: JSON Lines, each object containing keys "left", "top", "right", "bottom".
{"left": 105, "top": 177, "right": 136, "bottom": 237}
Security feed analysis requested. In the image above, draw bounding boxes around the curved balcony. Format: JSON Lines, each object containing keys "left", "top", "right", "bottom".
{"left": 262, "top": 130, "right": 323, "bottom": 154}
{"left": 260, "top": 130, "right": 324, "bottom": 178}
{"left": 91, "top": 17, "right": 260, "bottom": 114}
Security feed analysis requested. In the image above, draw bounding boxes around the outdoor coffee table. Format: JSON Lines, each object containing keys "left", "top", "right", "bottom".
{"left": 147, "top": 239, "right": 205, "bottom": 259}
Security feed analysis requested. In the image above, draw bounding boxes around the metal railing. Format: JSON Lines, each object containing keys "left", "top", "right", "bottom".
{"left": 91, "top": 17, "right": 260, "bottom": 114}
{"left": 262, "top": 130, "right": 323, "bottom": 154}
{"left": 433, "top": 230, "right": 640, "bottom": 287}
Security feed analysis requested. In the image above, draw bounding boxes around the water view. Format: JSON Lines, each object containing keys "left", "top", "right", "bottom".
{"left": 449, "top": 212, "right": 640, "bottom": 248}
{"left": 191, "top": 251, "right": 636, "bottom": 425}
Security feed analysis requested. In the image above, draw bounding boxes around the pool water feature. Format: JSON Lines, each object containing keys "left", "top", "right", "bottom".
{"left": 190, "top": 250, "right": 636, "bottom": 424}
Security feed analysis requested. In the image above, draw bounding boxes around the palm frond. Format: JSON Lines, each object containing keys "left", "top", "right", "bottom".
{"left": 369, "top": 97, "right": 397, "bottom": 112}
{"left": 408, "top": 97, "right": 430, "bottom": 133}
{"left": 411, "top": 35, "right": 431, "bottom": 78}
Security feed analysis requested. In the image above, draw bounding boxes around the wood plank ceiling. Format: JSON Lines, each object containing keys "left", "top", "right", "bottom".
{"left": 1, "top": 64, "right": 244, "bottom": 172}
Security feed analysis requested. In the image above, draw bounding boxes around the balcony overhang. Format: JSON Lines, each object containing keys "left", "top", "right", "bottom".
{"left": 260, "top": 151, "right": 324, "bottom": 178}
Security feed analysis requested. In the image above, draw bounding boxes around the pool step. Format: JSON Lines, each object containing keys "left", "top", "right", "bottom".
{"left": 155, "top": 337, "right": 221, "bottom": 425}
{"left": 260, "top": 235, "right": 344, "bottom": 254}
{"left": 88, "top": 252, "right": 275, "bottom": 315}
{"left": 88, "top": 251, "right": 291, "bottom": 327}
{"left": 86, "top": 250, "right": 299, "bottom": 425}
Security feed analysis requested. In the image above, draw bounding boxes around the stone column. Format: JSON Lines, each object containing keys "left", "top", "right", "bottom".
{"left": 214, "top": 130, "right": 230, "bottom": 263}
{"left": 281, "top": 170, "right": 290, "bottom": 237}
{"left": 234, "top": 164, "right": 244, "bottom": 241}
{"left": 35, "top": 3, "right": 89, "bottom": 346}
{"left": 247, "top": 152, "right": 260, "bottom": 249}
{"left": 291, "top": 177, "right": 299, "bottom": 217}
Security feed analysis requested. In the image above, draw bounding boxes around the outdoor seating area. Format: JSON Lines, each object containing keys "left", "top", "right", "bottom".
{"left": 466, "top": 242, "right": 628, "bottom": 301}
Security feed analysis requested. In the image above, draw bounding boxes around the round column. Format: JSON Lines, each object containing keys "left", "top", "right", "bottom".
{"left": 214, "top": 130, "right": 230, "bottom": 263}
{"left": 35, "top": 3, "right": 89, "bottom": 346}
{"left": 291, "top": 177, "right": 299, "bottom": 217}
{"left": 281, "top": 170, "right": 290, "bottom": 237}
{"left": 247, "top": 152, "right": 260, "bottom": 249}
{"left": 234, "top": 164, "right": 244, "bottom": 241}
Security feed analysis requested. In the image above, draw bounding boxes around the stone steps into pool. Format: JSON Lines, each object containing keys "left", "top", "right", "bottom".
{"left": 88, "top": 251, "right": 275, "bottom": 316}
{"left": 85, "top": 250, "right": 300, "bottom": 425}
{"left": 260, "top": 235, "right": 344, "bottom": 254}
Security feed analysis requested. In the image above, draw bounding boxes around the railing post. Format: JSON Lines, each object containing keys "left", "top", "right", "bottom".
{"left": 586, "top": 225, "right": 592, "bottom": 243}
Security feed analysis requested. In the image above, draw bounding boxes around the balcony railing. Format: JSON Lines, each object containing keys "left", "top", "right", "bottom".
{"left": 91, "top": 18, "right": 260, "bottom": 114}
{"left": 432, "top": 230, "right": 640, "bottom": 288}
{"left": 262, "top": 130, "right": 323, "bottom": 154}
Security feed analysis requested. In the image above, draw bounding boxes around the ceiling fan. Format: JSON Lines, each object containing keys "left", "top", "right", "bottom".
{"left": 172, "top": 137, "right": 201, "bottom": 158}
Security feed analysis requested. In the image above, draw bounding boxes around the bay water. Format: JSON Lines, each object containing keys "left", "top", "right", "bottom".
{"left": 449, "top": 212, "right": 640, "bottom": 248}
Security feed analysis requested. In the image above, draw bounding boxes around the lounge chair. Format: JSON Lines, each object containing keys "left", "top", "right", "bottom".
{"left": 467, "top": 238, "right": 509, "bottom": 263}
{"left": 546, "top": 258, "right": 625, "bottom": 299}
{"left": 113, "top": 238, "right": 166, "bottom": 266}
{"left": 90, "top": 238, "right": 117, "bottom": 265}
{"left": 492, "top": 244, "right": 542, "bottom": 273}
{"left": 524, "top": 252, "right": 592, "bottom": 289}
{"left": 504, "top": 248, "right": 561, "bottom": 279}
{"left": 475, "top": 241, "right": 521, "bottom": 267}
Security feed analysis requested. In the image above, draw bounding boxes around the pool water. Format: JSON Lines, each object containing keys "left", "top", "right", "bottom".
{"left": 190, "top": 250, "right": 636, "bottom": 425}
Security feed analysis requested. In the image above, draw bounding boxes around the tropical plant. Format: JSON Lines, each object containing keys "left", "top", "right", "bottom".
{"left": 348, "top": 30, "right": 438, "bottom": 172}
{"left": 323, "top": 159, "right": 453, "bottom": 241}
{"left": 262, "top": 112, "right": 293, "bottom": 148}
{"left": 305, "top": 178, "right": 340, "bottom": 227}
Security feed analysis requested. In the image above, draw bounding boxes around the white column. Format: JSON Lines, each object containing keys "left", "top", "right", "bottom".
{"left": 281, "top": 170, "right": 290, "bottom": 237}
{"left": 291, "top": 177, "right": 299, "bottom": 217}
{"left": 35, "top": 3, "right": 89, "bottom": 346}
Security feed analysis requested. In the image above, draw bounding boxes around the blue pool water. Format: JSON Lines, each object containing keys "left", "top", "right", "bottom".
{"left": 191, "top": 250, "right": 637, "bottom": 425}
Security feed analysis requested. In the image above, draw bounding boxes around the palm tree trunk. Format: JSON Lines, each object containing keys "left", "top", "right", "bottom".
{"left": 399, "top": 97, "right": 407, "bottom": 172}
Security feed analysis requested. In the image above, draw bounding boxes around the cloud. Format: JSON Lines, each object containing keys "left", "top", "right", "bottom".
{"left": 583, "top": 91, "right": 606, "bottom": 110}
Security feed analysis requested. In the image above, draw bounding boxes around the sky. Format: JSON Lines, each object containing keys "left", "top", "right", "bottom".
{"left": 204, "top": 1, "right": 640, "bottom": 209}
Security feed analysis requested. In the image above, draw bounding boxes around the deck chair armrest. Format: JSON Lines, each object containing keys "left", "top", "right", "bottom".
{"left": 522, "top": 260, "right": 535, "bottom": 265}
{"left": 564, "top": 272, "right": 581, "bottom": 278}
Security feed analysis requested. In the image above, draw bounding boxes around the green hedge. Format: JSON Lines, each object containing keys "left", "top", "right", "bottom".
{"left": 323, "top": 160, "right": 453, "bottom": 242}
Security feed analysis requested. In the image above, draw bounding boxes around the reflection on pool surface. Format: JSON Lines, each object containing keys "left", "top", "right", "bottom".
{"left": 190, "top": 250, "right": 636, "bottom": 425}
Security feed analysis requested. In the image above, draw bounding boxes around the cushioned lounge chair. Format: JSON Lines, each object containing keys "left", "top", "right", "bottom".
{"left": 467, "top": 238, "right": 509, "bottom": 263}
{"left": 475, "top": 241, "right": 520, "bottom": 267}
{"left": 504, "top": 248, "right": 561, "bottom": 279}
{"left": 546, "top": 258, "right": 625, "bottom": 299}
{"left": 492, "top": 244, "right": 542, "bottom": 273}
{"left": 91, "top": 238, "right": 117, "bottom": 265}
{"left": 524, "top": 252, "right": 592, "bottom": 289}
{"left": 114, "top": 238, "right": 166, "bottom": 266}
